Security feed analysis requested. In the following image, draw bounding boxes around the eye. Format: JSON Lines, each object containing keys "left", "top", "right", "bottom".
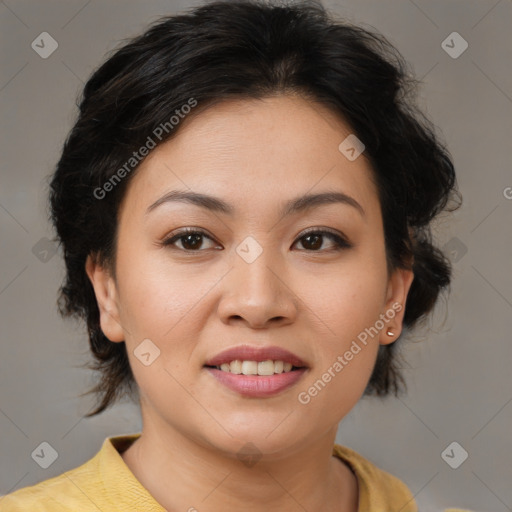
{"left": 293, "top": 228, "right": 352, "bottom": 252}
{"left": 161, "top": 227, "right": 352, "bottom": 253}
{"left": 161, "top": 228, "right": 220, "bottom": 251}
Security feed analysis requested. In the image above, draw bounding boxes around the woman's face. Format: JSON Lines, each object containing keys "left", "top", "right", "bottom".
{"left": 87, "top": 94, "right": 413, "bottom": 457}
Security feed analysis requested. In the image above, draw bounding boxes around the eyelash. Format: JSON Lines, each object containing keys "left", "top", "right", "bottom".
{"left": 161, "top": 227, "right": 352, "bottom": 253}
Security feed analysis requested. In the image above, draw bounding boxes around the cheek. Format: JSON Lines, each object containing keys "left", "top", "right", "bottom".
{"left": 114, "top": 249, "right": 230, "bottom": 392}
{"left": 114, "top": 258, "right": 211, "bottom": 397}
{"left": 295, "top": 277, "right": 384, "bottom": 421}
{"left": 306, "top": 254, "right": 388, "bottom": 340}
{"left": 295, "top": 255, "right": 387, "bottom": 406}
{"left": 115, "top": 247, "right": 208, "bottom": 333}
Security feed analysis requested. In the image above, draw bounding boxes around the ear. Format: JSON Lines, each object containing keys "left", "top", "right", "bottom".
{"left": 379, "top": 266, "right": 414, "bottom": 346}
{"left": 85, "top": 253, "right": 124, "bottom": 343}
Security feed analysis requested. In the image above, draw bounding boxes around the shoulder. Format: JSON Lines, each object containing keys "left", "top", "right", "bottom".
{"left": 333, "top": 445, "right": 480, "bottom": 512}
{"left": 333, "top": 443, "right": 418, "bottom": 512}
{"left": 0, "top": 459, "right": 99, "bottom": 511}
{"left": 0, "top": 433, "right": 148, "bottom": 512}
{"left": 0, "top": 484, "right": 69, "bottom": 511}
{"left": 0, "top": 438, "right": 109, "bottom": 512}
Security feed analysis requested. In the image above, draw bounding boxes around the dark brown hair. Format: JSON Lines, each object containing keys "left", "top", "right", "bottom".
{"left": 49, "top": 0, "right": 461, "bottom": 417}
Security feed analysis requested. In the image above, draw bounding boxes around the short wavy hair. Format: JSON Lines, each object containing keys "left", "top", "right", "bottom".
{"left": 49, "top": 0, "right": 461, "bottom": 417}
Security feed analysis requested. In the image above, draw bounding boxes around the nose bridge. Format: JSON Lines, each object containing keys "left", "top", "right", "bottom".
{"left": 217, "top": 234, "right": 297, "bottom": 326}
{"left": 235, "top": 233, "right": 284, "bottom": 299}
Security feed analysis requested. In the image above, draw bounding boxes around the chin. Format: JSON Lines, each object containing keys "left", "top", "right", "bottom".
{"left": 201, "top": 421, "right": 310, "bottom": 461}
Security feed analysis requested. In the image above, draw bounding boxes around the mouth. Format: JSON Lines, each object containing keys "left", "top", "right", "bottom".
{"left": 204, "top": 344, "right": 307, "bottom": 372}
{"left": 203, "top": 345, "right": 308, "bottom": 397}
{"left": 204, "top": 360, "right": 303, "bottom": 375}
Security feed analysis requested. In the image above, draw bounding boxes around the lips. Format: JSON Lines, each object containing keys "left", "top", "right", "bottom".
{"left": 204, "top": 345, "right": 308, "bottom": 398}
{"left": 204, "top": 345, "right": 307, "bottom": 368}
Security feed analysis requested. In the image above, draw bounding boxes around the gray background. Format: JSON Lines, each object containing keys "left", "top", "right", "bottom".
{"left": 1, "top": 1, "right": 511, "bottom": 511}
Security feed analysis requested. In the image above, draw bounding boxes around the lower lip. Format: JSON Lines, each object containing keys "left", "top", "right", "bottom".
{"left": 205, "top": 367, "right": 307, "bottom": 398}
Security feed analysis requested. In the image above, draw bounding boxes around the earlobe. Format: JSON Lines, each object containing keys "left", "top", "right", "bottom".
{"left": 379, "top": 267, "right": 414, "bottom": 345}
{"left": 85, "top": 254, "right": 125, "bottom": 343}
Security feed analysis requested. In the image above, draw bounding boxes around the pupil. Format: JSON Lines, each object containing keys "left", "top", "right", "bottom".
{"left": 184, "top": 234, "right": 202, "bottom": 250}
{"left": 304, "top": 234, "right": 321, "bottom": 250}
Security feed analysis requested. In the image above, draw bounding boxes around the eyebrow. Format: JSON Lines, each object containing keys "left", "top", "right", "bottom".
{"left": 146, "top": 189, "right": 366, "bottom": 219}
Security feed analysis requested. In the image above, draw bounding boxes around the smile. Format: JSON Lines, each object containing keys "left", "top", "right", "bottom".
{"left": 212, "top": 360, "right": 296, "bottom": 375}
{"left": 204, "top": 345, "right": 309, "bottom": 398}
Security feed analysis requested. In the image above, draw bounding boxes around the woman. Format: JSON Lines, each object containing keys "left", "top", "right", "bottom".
{"left": 1, "top": 0, "right": 466, "bottom": 510}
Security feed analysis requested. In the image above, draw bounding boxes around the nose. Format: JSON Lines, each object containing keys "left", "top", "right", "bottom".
{"left": 217, "top": 246, "right": 298, "bottom": 329}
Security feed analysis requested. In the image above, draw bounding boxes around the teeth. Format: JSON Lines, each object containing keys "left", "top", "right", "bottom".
{"left": 241, "top": 360, "right": 258, "bottom": 375}
{"left": 257, "top": 360, "right": 274, "bottom": 376}
{"left": 230, "top": 360, "right": 242, "bottom": 374}
{"left": 216, "top": 360, "right": 298, "bottom": 375}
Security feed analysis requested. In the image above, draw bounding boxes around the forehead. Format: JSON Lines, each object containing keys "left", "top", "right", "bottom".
{"left": 119, "top": 95, "right": 379, "bottom": 220}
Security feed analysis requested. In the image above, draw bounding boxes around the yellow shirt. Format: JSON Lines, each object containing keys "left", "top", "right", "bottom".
{"left": 0, "top": 433, "right": 472, "bottom": 511}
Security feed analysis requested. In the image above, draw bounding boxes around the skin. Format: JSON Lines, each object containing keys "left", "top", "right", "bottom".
{"left": 86, "top": 94, "right": 414, "bottom": 512}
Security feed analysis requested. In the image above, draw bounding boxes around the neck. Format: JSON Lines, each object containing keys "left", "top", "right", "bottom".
{"left": 121, "top": 420, "right": 359, "bottom": 512}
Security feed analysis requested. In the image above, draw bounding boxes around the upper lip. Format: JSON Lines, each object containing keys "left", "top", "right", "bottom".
{"left": 204, "top": 345, "right": 307, "bottom": 368}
